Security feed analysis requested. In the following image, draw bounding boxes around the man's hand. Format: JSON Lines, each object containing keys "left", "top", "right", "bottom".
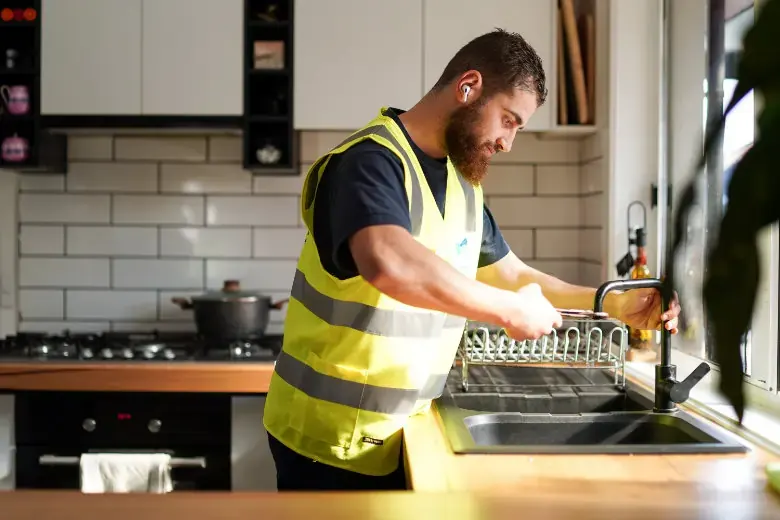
{"left": 614, "top": 288, "right": 681, "bottom": 333}
{"left": 502, "top": 283, "right": 563, "bottom": 341}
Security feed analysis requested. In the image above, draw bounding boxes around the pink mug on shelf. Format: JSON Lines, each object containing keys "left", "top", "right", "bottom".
{"left": 1, "top": 133, "right": 29, "bottom": 162}
{"left": 1, "top": 84, "right": 30, "bottom": 115}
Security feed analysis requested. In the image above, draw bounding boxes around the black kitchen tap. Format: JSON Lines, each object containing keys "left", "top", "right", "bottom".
{"left": 594, "top": 278, "right": 711, "bottom": 412}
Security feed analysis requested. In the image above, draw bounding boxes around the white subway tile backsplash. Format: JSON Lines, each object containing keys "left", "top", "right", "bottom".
{"left": 110, "top": 321, "right": 196, "bottom": 333}
{"left": 579, "top": 133, "right": 602, "bottom": 163}
{"left": 535, "top": 229, "right": 581, "bottom": 258}
{"left": 492, "top": 134, "right": 580, "bottom": 165}
{"left": 206, "top": 259, "right": 297, "bottom": 291}
{"left": 208, "top": 136, "right": 242, "bottom": 163}
{"left": 253, "top": 228, "right": 306, "bottom": 258}
{"left": 160, "top": 227, "right": 251, "bottom": 258}
{"left": 500, "top": 229, "right": 534, "bottom": 259}
{"left": 525, "top": 260, "right": 581, "bottom": 284}
{"left": 20, "top": 258, "right": 109, "bottom": 288}
{"left": 19, "top": 321, "right": 109, "bottom": 334}
{"left": 160, "top": 164, "right": 252, "bottom": 194}
{"left": 487, "top": 197, "right": 580, "bottom": 227}
{"left": 579, "top": 228, "right": 603, "bottom": 262}
{"left": 14, "top": 131, "right": 603, "bottom": 335}
{"left": 113, "top": 259, "right": 204, "bottom": 289}
{"left": 268, "top": 291, "right": 291, "bottom": 323}
{"left": 266, "top": 322, "right": 284, "bottom": 335}
{"left": 67, "top": 136, "right": 113, "bottom": 161}
{"left": 115, "top": 136, "right": 207, "bottom": 162}
{"left": 580, "top": 158, "right": 604, "bottom": 195}
{"left": 19, "top": 225, "right": 64, "bottom": 255}
{"left": 206, "top": 196, "right": 297, "bottom": 226}
{"left": 113, "top": 195, "right": 204, "bottom": 225}
{"left": 252, "top": 170, "right": 307, "bottom": 195}
{"left": 579, "top": 262, "right": 605, "bottom": 287}
{"left": 66, "top": 290, "right": 158, "bottom": 320}
{"left": 581, "top": 193, "right": 604, "bottom": 227}
{"left": 66, "top": 162, "right": 158, "bottom": 192}
{"left": 18, "top": 174, "right": 64, "bottom": 192}
{"left": 20, "top": 194, "right": 110, "bottom": 223}
{"left": 536, "top": 165, "right": 580, "bottom": 195}
{"left": 19, "top": 290, "right": 64, "bottom": 320}
{"left": 299, "top": 131, "right": 352, "bottom": 163}
{"left": 481, "top": 165, "right": 534, "bottom": 196}
{"left": 67, "top": 226, "right": 158, "bottom": 256}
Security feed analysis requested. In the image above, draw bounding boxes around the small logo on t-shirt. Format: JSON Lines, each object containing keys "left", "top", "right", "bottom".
{"left": 361, "top": 436, "right": 384, "bottom": 446}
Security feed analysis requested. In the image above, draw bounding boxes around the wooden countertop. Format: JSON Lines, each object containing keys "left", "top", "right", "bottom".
{"left": 403, "top": 375, "right": 780, "bottom": 500}
{"left": 3, "top": 361, "right": 780, "bottom": 515}
{"left": 404, "top": 404, "right": 777, "bottom": 492}
{"left": 0, "top": 362, "right": 275, "bottom": 393}
{"left": 1, "top": 487, "right": 780, "bottom": 519}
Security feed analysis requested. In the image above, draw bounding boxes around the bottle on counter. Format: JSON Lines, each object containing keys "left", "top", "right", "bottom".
{"left": 628, "top": 227, "right": 653, "bottom": 345}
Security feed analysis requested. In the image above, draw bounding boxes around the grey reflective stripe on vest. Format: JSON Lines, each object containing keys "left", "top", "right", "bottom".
{"left": 274, "top": 350, "right": 420, "bottom": 415}
{"left": 337, "top": 125, "right": 424, "bottom": 237}
{"left": 454, "top": 171, "right": 477, "bottom": 232}
{"left": 292, "top": 269, "right": 460, "bottom": 337}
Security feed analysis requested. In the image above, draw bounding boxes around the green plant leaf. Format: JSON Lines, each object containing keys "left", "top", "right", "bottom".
{"left": 665, "top": 0, "right": 780, "bottom": 423}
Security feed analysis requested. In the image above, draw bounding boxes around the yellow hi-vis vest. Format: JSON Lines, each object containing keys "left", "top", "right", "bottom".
{"left": 263, "top": 108, "right": 484, "bottom": 477}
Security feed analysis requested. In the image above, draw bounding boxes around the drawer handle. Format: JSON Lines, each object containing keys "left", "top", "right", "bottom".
{"left": 38, "top": 455, "right": 207, "bottom": 468}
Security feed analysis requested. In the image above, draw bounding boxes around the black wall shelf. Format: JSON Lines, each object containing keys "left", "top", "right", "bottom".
{"left": 243, "top": 0, "right": 296, "bottom": 175}
{"left": 0, "top": 0, "right": 66, "bottom": 173}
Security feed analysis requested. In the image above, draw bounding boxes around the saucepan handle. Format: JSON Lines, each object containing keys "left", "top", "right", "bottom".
{"left": 171, "top": 297, "right": 194, "bottom": 310}
{"left": 270, "top": 299, "right": 289, "bottom": 310}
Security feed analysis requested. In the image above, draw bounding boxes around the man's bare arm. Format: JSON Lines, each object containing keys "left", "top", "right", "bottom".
{"left": 476, "top": 251, "right": 621, "bottom": 315}
{"left": 349, "top": 225, "right": 520, "bottom": 326}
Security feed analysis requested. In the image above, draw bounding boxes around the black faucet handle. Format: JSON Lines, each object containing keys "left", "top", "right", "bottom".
{"left": 669, "top": 362, "right": 711, "bottom": 404}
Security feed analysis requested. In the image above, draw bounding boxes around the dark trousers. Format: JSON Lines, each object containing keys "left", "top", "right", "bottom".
{"left": 267, "top": 432, "right": 407, "bottom": 491}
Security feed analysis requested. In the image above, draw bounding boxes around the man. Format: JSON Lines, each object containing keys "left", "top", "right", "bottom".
{"left": 263, "top": 29, "right": 680, "bottom": 491}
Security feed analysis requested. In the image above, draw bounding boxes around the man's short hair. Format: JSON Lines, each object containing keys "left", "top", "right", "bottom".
{"left": 433, "top": 28, "right": 548, "bottom": 106}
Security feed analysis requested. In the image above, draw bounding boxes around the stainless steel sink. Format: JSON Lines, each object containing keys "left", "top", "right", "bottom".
{"left": 462, "top": 412, "right": 747, "bottom": 453}
{"left": 434, "top": 369, "right": 749, "bottom": 455}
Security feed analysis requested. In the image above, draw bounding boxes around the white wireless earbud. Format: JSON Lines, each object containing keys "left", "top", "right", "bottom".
{"left": 462, "top": 85, "right": 471, "bottom": 101}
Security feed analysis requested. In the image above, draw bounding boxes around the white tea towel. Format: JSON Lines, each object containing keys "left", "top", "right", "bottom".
{"left": 80, "top": 453, "right": 173, "bottom": 494}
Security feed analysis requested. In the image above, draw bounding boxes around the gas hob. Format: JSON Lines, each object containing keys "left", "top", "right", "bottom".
{"left": 0, "top": 331, "right": 282, "bottom": 362}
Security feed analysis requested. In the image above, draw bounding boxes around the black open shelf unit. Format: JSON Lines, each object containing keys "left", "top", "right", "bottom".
{"left": 0, "top": 0, "right": 65, "bottom": 173}
{"left": 243, "top": 0, "right": 296, "bottom": 174}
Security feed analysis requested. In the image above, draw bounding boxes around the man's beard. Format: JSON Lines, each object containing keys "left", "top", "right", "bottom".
{"left": 444, "top": 102, "right": 493, "bottom": 185}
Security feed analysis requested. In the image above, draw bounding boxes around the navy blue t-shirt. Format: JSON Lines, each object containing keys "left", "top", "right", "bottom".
{"left": 312, "top": 108, "right": 510, "bottom": 280}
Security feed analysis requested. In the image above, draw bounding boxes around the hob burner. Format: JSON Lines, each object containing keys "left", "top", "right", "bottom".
{"left": 0, "top": 330, "right": 282, "bottom": 362}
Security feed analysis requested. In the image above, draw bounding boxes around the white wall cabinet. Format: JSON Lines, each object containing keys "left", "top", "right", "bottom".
{"left": 293, "top": 0, "right": 424, "bottom": 130}
{"left": 41, "top": 0, "right": 143, "bottom": 115}
{"left": 41, "top": 0, "right": 242, "bottom": 116}
{"left": 141, "top": 0, "right": 243, "bottom": 115}
{"left": 423, "top": 0, "right": 555, "bottom": 132}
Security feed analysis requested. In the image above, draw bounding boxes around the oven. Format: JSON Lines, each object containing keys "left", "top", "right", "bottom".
{"left": 14, "top": 391, "right": 232, "bottom": 491}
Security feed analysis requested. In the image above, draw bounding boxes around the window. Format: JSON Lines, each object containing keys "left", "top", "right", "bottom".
{"left": 665, "top": 0, "right": 779, "bottom": 400}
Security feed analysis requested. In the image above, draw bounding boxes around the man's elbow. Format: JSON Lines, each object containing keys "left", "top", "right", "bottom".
{"left": 357, "top": 250, "right": 408, "bottom": 293}
{"left": 349, "top": 228, "right": 410, "bottom": 293}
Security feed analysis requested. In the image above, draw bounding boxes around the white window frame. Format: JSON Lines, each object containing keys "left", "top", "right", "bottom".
{"left": 627, "top": 0, "right": 780, "bottom": 445}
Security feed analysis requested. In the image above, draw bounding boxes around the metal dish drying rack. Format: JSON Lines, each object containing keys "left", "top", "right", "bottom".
{"left": 456, "top": 310, "right": 628, "bottom": 392}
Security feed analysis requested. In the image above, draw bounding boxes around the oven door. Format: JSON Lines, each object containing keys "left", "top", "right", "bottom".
{"left": 15, "top": 447, "right": 231, "bottom": 491}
